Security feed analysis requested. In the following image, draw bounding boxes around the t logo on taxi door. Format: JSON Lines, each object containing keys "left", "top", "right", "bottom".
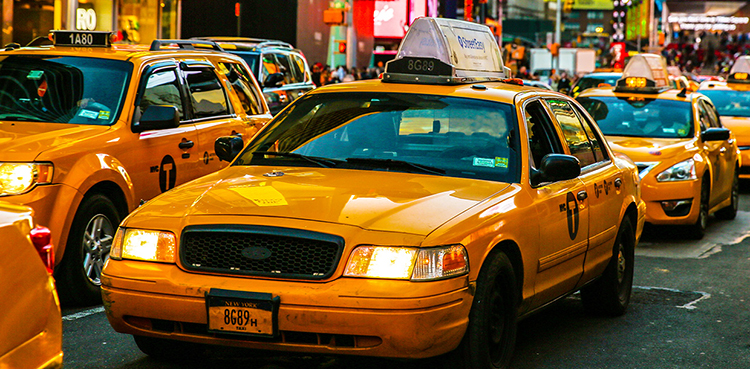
{"left": 566, "top": 192, "right": 579, "bottom": 240}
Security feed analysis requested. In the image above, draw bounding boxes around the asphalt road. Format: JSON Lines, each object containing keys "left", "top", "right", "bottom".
{"left": 61, "top": 189, "right": 750, "bottom": 369}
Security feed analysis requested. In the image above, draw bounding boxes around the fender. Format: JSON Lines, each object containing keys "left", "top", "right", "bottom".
{"left": 69, "top": 152, "right": 137, "bottom": 211}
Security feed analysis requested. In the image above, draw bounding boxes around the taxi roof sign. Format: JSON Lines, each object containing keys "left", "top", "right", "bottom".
{"left": 728, "top": 56, "right": 750, "bottom": 83}
{"left": 614, "top": 53, "right": 670, "bottom": 93}
{"left": 383, "top": 17, "right": 507, "bottom": 84}
{"left": 52, "top": 30, "right": 111, "bottom": 47}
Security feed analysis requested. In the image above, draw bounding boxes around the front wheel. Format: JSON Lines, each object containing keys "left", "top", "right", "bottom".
{"left": 687, "top": 176, "right": 710, "bottom": 240}
{"left": 448, "top": 251, "right": 518, "bottom": 369}
{"left": 56, "top": 194, "right": 120, "bottom": 306}
{"left": 580, "top": 217, "right": 635, "bottom": 316}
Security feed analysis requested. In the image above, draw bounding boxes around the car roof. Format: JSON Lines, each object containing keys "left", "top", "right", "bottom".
{"left": 0, "top": 43, "right": 246, "bottom": 64}
{"left": 580, "top": 72, "right": 623, "bottom": 79}
{"left": 577, "top": 86, "right": 700, "bottom": 102}
{"left": 192, "top": 37, "right": 294, "bottom": 51}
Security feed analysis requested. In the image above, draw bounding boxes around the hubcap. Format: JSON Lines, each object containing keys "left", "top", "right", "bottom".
{"left": 81, "top": 214, "right": 114, "bottom": 285}
{"left": 616, "top": 244, "right": 626, "bottom": 284}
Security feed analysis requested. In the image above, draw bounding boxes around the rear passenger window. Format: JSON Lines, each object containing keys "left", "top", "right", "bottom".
{"left": 140, "top": 69, "right": 184, "bottom": 120}
{"left": 183, "top": 68, "right": 229, "bottom": 119}
{"left": 547, "top": 99, "right": 596, "bottom": 168}
{"left": 291, "top": 54, "right": 308, "bottom": 83}
{"left": 220, "top": 62, "right": 263, "bottom": 115}
{"left": 572, "top": 104, "right": 609, "bottom": 163}
{"left": 275, "top": 53, "right": 299, "bottom": 84}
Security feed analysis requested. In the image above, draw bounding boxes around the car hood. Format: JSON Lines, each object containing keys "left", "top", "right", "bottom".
{"left": 0, "top": 121, "right": 110, "bottom": 161}
{"left": 719, "top": 116, "right": 750, "bottom": 144}
{"left": 605, "top": 136, "right": 696, "bottom": 162}
{"left": 133, "top": 166, "right": 511, "bottom": 236}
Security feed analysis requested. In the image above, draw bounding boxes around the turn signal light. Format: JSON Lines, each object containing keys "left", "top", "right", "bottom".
{"left": 31, "top": 226, "right": 54, "bottom": 274}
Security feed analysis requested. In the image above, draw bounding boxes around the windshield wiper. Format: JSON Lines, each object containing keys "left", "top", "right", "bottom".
{"left": 344, "top": 157, "right": 445, "bottom": 176}
{"left": 0, "top": 115, "right": 47, "bottom": 122}
{"left": 252, "top": 151, "right": 340, "bottom": 168}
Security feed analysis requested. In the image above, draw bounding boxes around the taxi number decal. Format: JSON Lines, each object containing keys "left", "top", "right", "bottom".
{"left": 594, "top": 179, "right": 611, "bottom": 198}
{"left": 70, "top": 33, "right": 94, "bottom": 45}
{"left": 159, "top": 155, "right": 176, "bottom": 192}
{"left": 407, "top": 58, "right": 434, "bottom": 72}
{"left": 565, "top": 192, "right": 579, "bottom": 240}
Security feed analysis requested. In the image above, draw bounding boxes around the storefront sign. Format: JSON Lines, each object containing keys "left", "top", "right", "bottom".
{"left": 374, "top": 0, "right": 407, "bottom": 38}
{"left": 76, "top": 8, "right": 97, "bottom": 31}
{"left": 668, "top": 14, "right": 749, "bottom": 32}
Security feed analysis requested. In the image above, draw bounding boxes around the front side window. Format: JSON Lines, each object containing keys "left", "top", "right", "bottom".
{"left": 578, "top": 96, "right": 694, "bottom": 139}
{"left": 139, "top": 68, "right": 184, "bottom": 119}
{"left": 0, "top": 55, "right": 132, "bottom": 125}
{"left": 219, "top": 62, "right": 263, "bottom": 115}
{"left": 236, "top": 92, "right": 520, "bottom": 183}
{"left": 183, "top": 68, "right": 229, "bottom": 119}
{"left": 547, "top": 99, "right": 596, "bottom": 167}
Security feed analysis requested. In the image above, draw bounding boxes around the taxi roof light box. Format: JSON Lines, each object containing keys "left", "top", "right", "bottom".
{"left": 614, "top": 53, "right": 671, "bottom": 93}
{"left": 383, "top": 17, "right": 509, "bottom": 84}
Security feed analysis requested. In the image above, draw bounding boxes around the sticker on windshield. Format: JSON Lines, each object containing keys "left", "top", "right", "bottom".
{"left": 663, "top": 128, "right": 676, "bottom": 133}
{"left": 473, "top": 157, "right": 496, "bottom": 168}
{"left": 27, "top": 70, "right": 44, "bottom": 80}
{"left": 678, "top": 129, "right": 686, "bottom": 135}
{"left": 495, "top": 157, "right": 508, "bottom": 168}
{"left": 78, "top": 109, "right": 99, "bottom": 119}
{"left": 98, "top": 110, "right": 110, "bottom": 120}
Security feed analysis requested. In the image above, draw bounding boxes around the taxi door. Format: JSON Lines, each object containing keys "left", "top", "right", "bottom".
{"left": 178, "top": 60, "right": 257, "bottom": 176}
{"left": 127, "top": 63, "right": 201, "bottom": 202}
{"left": 698, "top": 98, "right": 733, "bottom": 205}
{"left": 523, "top": 98, "right": 589, "bottom": 308}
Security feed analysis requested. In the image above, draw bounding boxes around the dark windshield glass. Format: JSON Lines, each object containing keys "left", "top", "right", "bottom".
{"left": 0, "top": 55, "right": 131, "bottom": 124}
{"left": 578, "top": 96, "right": 693, "bottom": 139}
{"left": 575, "top": 76, "right": 620, "bottom": 92}
{"left": 237, "top": 92, "right": 520, "bottom": 183}
{"left": 698, "top": 89, "right": 750, "bottom": 118}
{"left": 232, "top": 52, "right": 260, "bottom": 79}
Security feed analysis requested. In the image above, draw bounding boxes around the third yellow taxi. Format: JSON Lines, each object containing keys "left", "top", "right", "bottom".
{"left": 102, "top": 18, "right": 644, "bottom": 368}
{"left": 698, "top": 55, "right": 750, "bottom": 180}
{"left": 578, "top": 54, "right": 739, "bottom": 238}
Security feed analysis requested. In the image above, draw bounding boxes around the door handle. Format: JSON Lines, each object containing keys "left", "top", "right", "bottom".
{"left": 577, "top": 190, "right": 588, "bottom": 201}
{"left": 720, "top": 147, "right": 727, "bottom": 155}
{"left": 614, "top": 178, "right": 622, "bottom": 189}
{"left": 179, "top": 141, "right": 194, "bottom": 150}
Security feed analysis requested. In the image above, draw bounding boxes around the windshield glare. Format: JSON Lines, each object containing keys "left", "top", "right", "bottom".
{"left": 0, "top": 55, "right": 131, "bottom": 125}
{"left": 238, "top": 92, "right": 520, "bottom": 183}
{"left": 698, "top": 89, "right": 750, "bottom": 118}
{"left": 578, "top": 96, "right": 693, "bottom": 139}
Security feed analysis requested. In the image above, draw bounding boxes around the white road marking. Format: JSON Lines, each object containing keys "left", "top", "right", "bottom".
{"left": 636, "top": 211, "right": 750, "bottom": 259}
{"left": 62, "top": 306, "right": 105, "bottom": 321}
{"left": 634, "top": 286, "right": 711, "bottom": 310}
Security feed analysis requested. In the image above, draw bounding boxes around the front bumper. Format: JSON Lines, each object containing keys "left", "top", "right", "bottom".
{"left": 640, "top": 178, "right": 701, "bottom": 225}
{"left": 102, "top": 260, "right": 473, "bottom": 359}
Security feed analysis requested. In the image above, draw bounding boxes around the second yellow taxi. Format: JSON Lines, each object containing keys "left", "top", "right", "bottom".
{"left": 578, "top": 54, "right": 739, "bottom": 238}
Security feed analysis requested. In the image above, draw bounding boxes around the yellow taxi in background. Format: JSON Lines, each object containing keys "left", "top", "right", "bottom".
{"left": 698, "top": 55, "right": 750, "bottom": 179}
{"left": 578, "top": 54, "right": 739, "bottom": 239}
{"left": 0, "top": 31, "right": 271, "bottom": 305}
{"left": 0, "top": 203, "right": 62, "bottom": 369}
{"left": 103, "top": 18, "right": 645, "bottom": 368}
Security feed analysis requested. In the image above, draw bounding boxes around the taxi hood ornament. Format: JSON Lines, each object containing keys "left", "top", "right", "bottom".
{"left": 383, "top": 17, "right": 508, "bottom": 84}
{"left": 263, "top": 171, "right": 285, "bottom": 177}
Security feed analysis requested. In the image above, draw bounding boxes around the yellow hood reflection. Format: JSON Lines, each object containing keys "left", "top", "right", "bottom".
{"left": 605, "top": 136, "right": 696, "bottom": 162}
{"left": 136, "top": 166, "right": 511, "bottom": 235}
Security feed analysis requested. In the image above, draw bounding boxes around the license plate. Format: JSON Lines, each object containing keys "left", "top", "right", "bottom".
{"left": 206, "top": 289, "right": 279, "bottom": 337}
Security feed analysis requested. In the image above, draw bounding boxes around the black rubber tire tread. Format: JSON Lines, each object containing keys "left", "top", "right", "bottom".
{"left": 133, "top": 335, "right": 205, "bottom": 360}
{"left": 580, "top": 217, "right": 635, "bottom": 317}
{"left": 56, "top": 193, "right": 121, "bottom": 306}
{"left": 446, "top": 251, "right": 518, "bottom": 369}
{"left": 715, "top": 166, "right": 739, "bottom": 220}
{"left": 687, "top": 176, "right": 710, "bottom": 240}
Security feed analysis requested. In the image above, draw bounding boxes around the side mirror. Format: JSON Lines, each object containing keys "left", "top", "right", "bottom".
{"left": 701, "top": 127, "right": 730, "bottom": 142}
{"left": 215, "top": 136, "right": 244, "bottom": 162}
{"left": 134, "top": 105, "right": 179, "bottom": 133}
{"left": 532, "top": 154, "right": 581, "bottom": 185}
{"left": 264, "top": 72, "right": 285, "bottom": 88}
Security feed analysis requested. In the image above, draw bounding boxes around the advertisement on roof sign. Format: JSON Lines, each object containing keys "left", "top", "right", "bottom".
{"left": 440, "top": 24, "right": 500, "bottom": 72}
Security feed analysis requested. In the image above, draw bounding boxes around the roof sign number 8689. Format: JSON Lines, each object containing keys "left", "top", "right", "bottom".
{"left": 69, "top": 33, "right": 94, "bottom": 46}
{"left": 408, "top": 59, "right": 434, "bottom": 72}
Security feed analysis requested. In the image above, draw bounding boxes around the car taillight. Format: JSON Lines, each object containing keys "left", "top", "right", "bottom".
{"left": 30, "top": 226, "right": 54, "bottom": 274}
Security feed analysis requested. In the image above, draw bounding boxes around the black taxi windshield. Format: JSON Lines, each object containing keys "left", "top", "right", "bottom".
{"left": 0, "top": 55, "right": 132, "bottom": 125}
{"left": 698, "top": 89, "right": 750, "bottom": 118}
{"left": 237, "top": 92, "right": 520, "bottom": 183}
{"left": 578, "top": 96, "right": 694, "bottom": 139}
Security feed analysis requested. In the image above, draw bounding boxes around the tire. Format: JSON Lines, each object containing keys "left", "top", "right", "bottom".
{"left": 133, "top": 335, "right": 205, "bottom": 360}
{"left": 56, "top": 194, "right": 121, "bottom": 306}
{"left": 447, "top": 252, "right": 518, "bottom": 369}
{"left": 715, "top": 166, "right": 739, "bottom": 220}
{"left": 687, "top": 176, "right": 710, "bottom": 240}
{"left": 580, "top": 217, "right": 635, "bottom": 317}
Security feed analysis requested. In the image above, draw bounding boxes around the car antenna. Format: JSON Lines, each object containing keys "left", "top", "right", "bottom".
{"left": 676, "top": 87, "right": 687, "bottom": 98}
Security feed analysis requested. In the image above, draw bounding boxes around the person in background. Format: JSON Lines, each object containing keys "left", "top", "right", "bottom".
{"left": 557, "top": 71, "right": 572, "bottom": 94}
{"left": 516, "top": 65, "right": 531, "bottom": 79}
{"left": 547, "top": 69, "right": 560, "bottom": 91}
{"left": 311, "top": 64, "right": 322, "bottom": 87}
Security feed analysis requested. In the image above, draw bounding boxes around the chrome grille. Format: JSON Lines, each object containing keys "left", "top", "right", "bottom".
{"left": 180, "top": 225, "right": 344, "bottom": 280}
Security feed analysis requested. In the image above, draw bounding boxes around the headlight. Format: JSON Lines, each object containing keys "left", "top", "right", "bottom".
{"left": 344, "top": 244, "right": 469, "bottom": 281}
{"left": 110, "top": 228, "right": 176, "bottom": 263}
{"left": 656, "top": 159, "right": 696, "bottom": 182}
{"left": 0, "top": 162, "right": 53, "bottom": 196}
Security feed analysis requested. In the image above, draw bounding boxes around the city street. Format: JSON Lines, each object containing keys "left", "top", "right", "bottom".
{"left": 60, "top": 186, "right": 750, "bottom": 369}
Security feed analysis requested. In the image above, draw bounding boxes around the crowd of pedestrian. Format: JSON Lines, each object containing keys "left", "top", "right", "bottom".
{"left": 310, "top": 61, "right": 385, "bottom": 87}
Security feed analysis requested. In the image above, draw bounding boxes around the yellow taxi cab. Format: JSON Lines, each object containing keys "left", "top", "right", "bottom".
{"left": 0, "top": 202, "right": 62, "bottom": 369}
{"left": 578, "top": 54, "right": 739, "bottom": 239}
{"left": 698, "top": 55, "right": 750, "bottom": 179}
{"left": 102, "top": 18, "right": 645, "bottom": 368}
{"left": 0, "top": 31, "right": 272, "bottom": 305}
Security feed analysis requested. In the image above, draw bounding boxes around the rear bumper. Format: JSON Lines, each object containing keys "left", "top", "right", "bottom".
{"left": 102, "top": 261, "right": 473, "bottom": 359}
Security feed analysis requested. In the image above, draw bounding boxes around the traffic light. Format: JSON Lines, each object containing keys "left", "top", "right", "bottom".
{"left": 324, "top": 8, "right": 345, "bottom": 25}
{"left": 337, "top": 41, "right": 347, "bottom": 54}
{"left": 563, "top": 0, "right": 574, "bottom": 13}
{"left": 549, "top": 43, "right": 560, "bottom": 57}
